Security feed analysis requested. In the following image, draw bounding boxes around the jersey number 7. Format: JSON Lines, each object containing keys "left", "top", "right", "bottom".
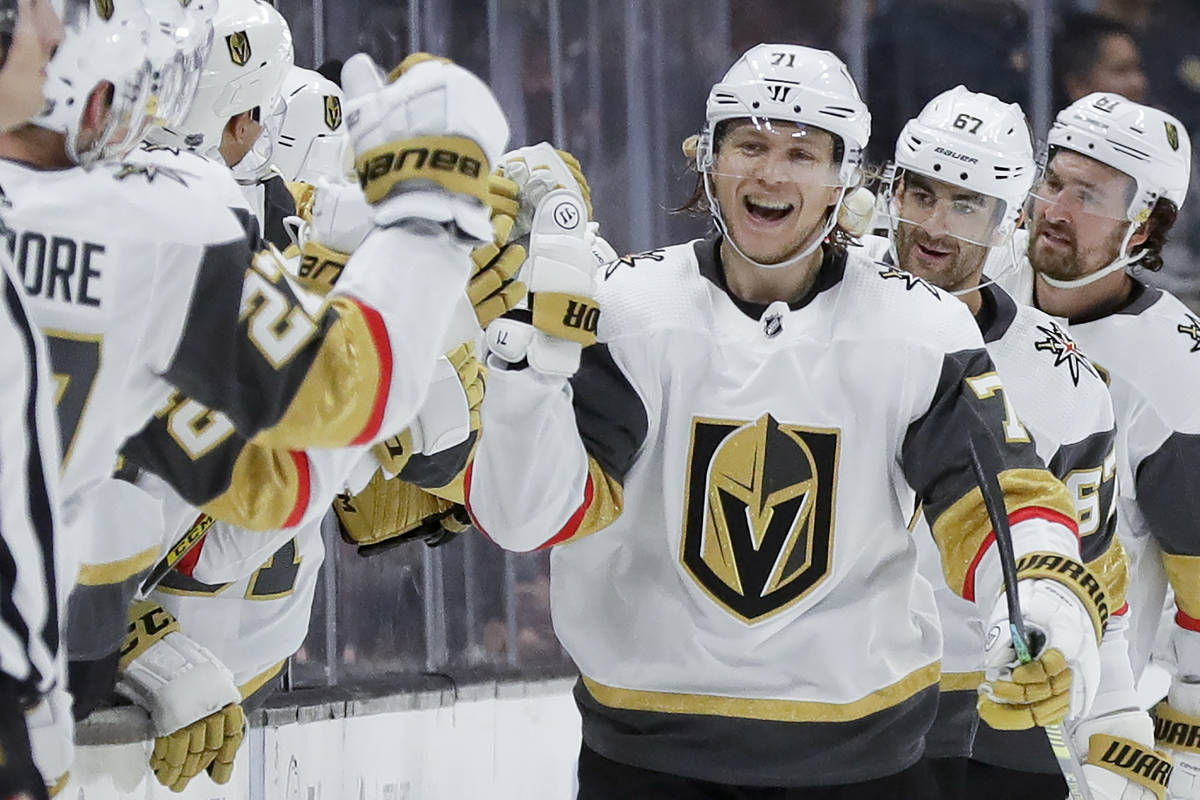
{"left": 46, "top": 330, "right": 102, "bottom": 467}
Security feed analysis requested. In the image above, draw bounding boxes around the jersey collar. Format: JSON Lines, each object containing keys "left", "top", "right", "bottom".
{"left": 693, "top": 234, "right": 848, "bottom": 320}
{"left": 977, "top": 281, "right": 1019, "bottom": 343}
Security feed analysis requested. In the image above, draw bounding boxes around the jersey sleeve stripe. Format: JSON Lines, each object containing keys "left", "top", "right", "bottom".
{"left": 347, "top": 299, "right": 391, "bottom": 446}
{"left": 465, "top": 457, "right": 623, "bottom": 550}
{"left": 283, "top": 451, "right": 311, "bottom": 529}
{"left": 1176, "top": 611, "right": 1200, "bottom": 633}
{"left": 934, "top": 469, "right": 1078, "bottom": 601}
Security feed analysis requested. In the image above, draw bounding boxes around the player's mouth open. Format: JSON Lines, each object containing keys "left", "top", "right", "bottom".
{"left": 916, "top": 242, "right": 952, "bottom": 259}
{"left": 1039, "top": 228, "right": 1073, "bottom": 248}
{"left": 743, "top": 197, "right": 794, "bottom": 223}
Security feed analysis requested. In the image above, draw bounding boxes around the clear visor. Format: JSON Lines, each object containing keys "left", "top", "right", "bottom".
{"left": 886, "top": 168, "right": 1012, "bottom": 248}
{"left": 294, "top": 133, "right": 350, "bottom": 183}
{"left": 1029, "top": 162, "right": 1137, "bottom": 224}
{"left": 232, "top": 93, "right": 285, "bottom": 184}
{"left": 703, "top": 119, "right": 848, "bottom": 191}
{"left": 89, "top": 61, "right": 157, "bottom": 164}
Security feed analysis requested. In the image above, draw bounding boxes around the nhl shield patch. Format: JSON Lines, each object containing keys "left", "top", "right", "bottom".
{"left": 226, "top": 31, "right": 252, "bottom": 67}
{"left": 680, "top": 413, "right": 839, "bottom": 623}
{"left": 324, "top": 95, "right": 343, "bottom": 131}
{"left": 94, "top": 0, "right": 114, "bottom": 20}
{"left": 1165, "top": 120, "right": 1181, "bottom": 151}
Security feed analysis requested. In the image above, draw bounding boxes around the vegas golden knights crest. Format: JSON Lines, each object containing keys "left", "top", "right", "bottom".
{"left": 324, "top": 95, "right": 343, "bottom": 131}
{"left": 94, "top": 0, "right": 114, "bottom": 20}
{"left": 226, "top": 31, "right": 252, "bottom": 67}
{"left": 681, "top": 413, "right": 839, "bottom": 623}
{"left": 1165, "top": 120, "right": 1181, "bottom": 151}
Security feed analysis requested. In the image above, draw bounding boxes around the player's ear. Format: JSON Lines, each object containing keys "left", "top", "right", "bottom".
{"left": 82, "top": 80, "right": 114, "bottom": 132}
{"left": 226, "top": 110, "right": 257, "bottom": 145}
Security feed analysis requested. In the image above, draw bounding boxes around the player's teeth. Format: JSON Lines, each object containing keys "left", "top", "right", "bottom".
{"left": 750, "top": 199, "right": 791, "bottom": 210}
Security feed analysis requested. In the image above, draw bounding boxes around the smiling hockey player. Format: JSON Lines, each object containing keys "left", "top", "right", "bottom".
{"left": 465, "top": 44, "right": 1107, "bottom": 798}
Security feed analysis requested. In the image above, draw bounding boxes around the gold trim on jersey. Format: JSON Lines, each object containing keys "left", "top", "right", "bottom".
{"left": 1088, "top": 535, "right": 1131, "bottom": 613}
{"left": 932, "top": 468, "right": 1076, "bottom": 597}
{"left": 680, "top": 414, "right": 840, "bottom": 624}
{"left": 550, "top": 457, "right": 624, "bottom": 546}
{"left": 202, "top": 444, "right": 306, "bottom": 531}
{"left": 75, "top": 545, "right": 159, "bottom": 586}
{"left": 582, "top": 661, "right": 940, "bottom": 723}
{"left": 939, "top": 671, "right": 985, "bottom": 693}
{"left": 1162, "top": 552, "right": 1200, "bottom": 620}
{"left": 240, "top": 660, "right": 288, "bottom": 701}
{"left": 256, "top": 296, "right": 381, "bottom": 450}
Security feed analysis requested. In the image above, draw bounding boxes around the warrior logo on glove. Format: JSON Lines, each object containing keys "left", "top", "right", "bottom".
{"left": 681, "top": 414, "right": 840, "bottom": 622}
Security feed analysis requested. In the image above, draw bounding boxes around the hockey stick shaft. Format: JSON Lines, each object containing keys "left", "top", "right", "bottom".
{"left": 134, "top": 512, "right": 214, "bottom": 601}
{"left": 967, "top": 437, "right": 1093, "bottom": 800}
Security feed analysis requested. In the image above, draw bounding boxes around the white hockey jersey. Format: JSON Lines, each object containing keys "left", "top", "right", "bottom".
{"left": 152, "top": 509, "right": 323, "bottom": 698}
{"left": 467, "top": 237, "right": 1087, "bottom": 786}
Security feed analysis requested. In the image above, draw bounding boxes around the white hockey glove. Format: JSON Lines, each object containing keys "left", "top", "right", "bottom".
{"left": 501, "top": 143, "right": 594, "bottom": 241}
{"left": 978, "top": 570, "right": 1104, "bottom": 730}
{"left": 1156, "top": 678, "right": 1200, "bottom": 800}
{"left": 290, "top": 176, "right": 375, "bottom": 296}
{"left": 1069, "top": 710, "right": 1175, "bottom": 800}
{"left": 115, "top": 602, "right": 245, "bottom": 792}
{"left": 26, "top": 685, "right": 73, "bottom": 797}
{"left": 343, "top": 52, "right": 509, "bottom": 243}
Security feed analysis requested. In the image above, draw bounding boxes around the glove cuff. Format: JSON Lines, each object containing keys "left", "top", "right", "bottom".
{"left": 1016, "top": 551, "right": 1111, "bottom": 643}
{"left": 297, "top": 241, "right": 349, "bottom": 296}
{"left": 356, "top": 135, "right": 491, "bottom": 207}
{"left": 529, "top": 291, "right": 600, "bottom": 346}
{"left": 1155, "top": 699, "right": 1200, "bottom": 755}
{"left": 1086, "top": 733, "right": 1174, "bottom": 800}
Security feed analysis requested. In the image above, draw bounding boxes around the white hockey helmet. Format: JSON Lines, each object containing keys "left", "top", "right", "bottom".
{"left": 699, "top": 44, "right": 870, "bottom": 186}
{"left": 1046, "top": 92, "right": 1191, "bottom": 221}
{"left": 166, "top": 0, "right": 293, "bottom": 157}
{"left": 888, "top": 86, "right": 1035, "bottom": 247}
{"left": 34, "top": 0, "right": 155, "bottom": 166}
{"left": 273, "top": 65, "right": 349, "bottom": 183}
{"left": 697, "top": 44, "right": 870, "bottom": 269}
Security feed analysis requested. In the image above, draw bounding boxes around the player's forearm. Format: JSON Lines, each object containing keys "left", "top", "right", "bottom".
{"left": 465, "top": 366, "right": 600, "bottom": 552}
{"left": 258, "top": 224, "right": 472, "bottom": 451}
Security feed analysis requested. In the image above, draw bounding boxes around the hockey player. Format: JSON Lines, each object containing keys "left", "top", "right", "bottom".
{"left": 156, "top": 0, "right": 298, "bottom": 250}
{"left": 0, "top": 1, "right": 66, "bottom": 796}
{"left": 274, "top": 65, "right": 351, "bottom": 186}
{"left": 465, "top": 44, "right": 1107, "bottom": 797}
{"left": 2, "top": 0, "right": 510, "bottom": 782}
{"left": 865, "top": 86, "right": 1166, "bottom": 800}
{"left": 984, "top": 92, "right": 1199, "bottom": 800}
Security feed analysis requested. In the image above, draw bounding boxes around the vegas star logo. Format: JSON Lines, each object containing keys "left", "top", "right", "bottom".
{"left": 1034, "top": 320, "right": 1098, "bottom": 385}
{"left": 1178, "top": 314, "right": 1200, "bottom": 353}
{"left": 603, "top": 248, "right": 666, "bottom": 280}
{"left": 878, "top": 266, "right": 940, "bottom": 299}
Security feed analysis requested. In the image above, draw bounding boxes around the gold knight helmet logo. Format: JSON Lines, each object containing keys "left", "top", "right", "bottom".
{"left": 226, "top": 30, "right": 252, "bottom": 67}
{"left": 1165, "top": 120, "right": 1181, "bottom": 151}
{"left": 324, "top": 95, "right": 343, "bottom": 131}
{"left": 681, "top": 413, "right": 839, "bottom": 622}
{"left": 94, "top": 0, "right": 114, "bottom": 20}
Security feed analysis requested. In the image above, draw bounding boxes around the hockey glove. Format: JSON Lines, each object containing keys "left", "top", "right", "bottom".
{"left": 502, "top": 143, "right": 594, "bottom": 240}
{"left": 291, "top": 176, "right": 375, "bottom": 296}
{"left": 335, "top": 470, "right": 459, "bottom": 552}
{"left": 1155, "top": 679, "right": 1200, "bottom": 800}
{"left": 1070, "top": 710, "right": 1174, "bottom": 800}
{"left": 115, "top": 602, "right": 245, "bottom": 792}
{"left": 25, "top": 686, "right": 72, "bottom": 798}
{"left": 979, "top": 567, "right": 1104, "bottom": 729}
{"left": 343, "top": 52, "right": 509, "bottom": 243}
